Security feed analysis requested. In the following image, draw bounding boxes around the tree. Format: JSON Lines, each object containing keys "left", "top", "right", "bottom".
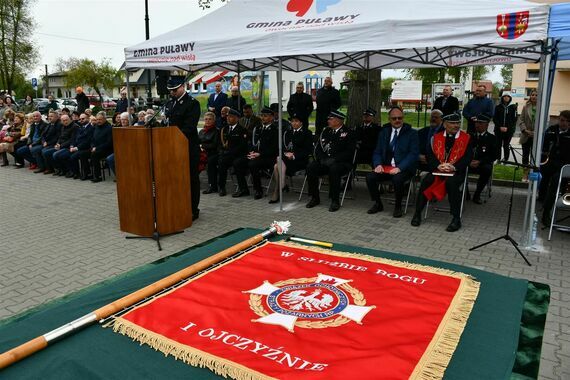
{"left": 57, "top": 58, "right": 121, "bottom": 103}
{"left": 500, "top": 65, "right": 513, "bottom": 88}
{"left": 0, "top": 0, "right": 38, "bottom": 93}
{"left": 345, "top": 70, "right": 382, "bottom": 128}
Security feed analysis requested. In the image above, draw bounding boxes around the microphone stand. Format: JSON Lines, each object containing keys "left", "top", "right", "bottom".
{"left": 125, "top": 109, "right": 182, "bottom": 251}
{"left": 469, "top": 145, "right": 532, "bottom": 266}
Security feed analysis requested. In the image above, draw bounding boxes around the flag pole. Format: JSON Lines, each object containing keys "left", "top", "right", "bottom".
{"left": 0, "top": 221, "right": 291, "bottom": 370}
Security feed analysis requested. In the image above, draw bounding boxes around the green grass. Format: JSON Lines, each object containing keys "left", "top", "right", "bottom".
{"left": 492, "top": 163, "right": 524, "bottom": 182}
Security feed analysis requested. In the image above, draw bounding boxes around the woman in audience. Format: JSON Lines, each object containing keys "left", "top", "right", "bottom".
{"left": 11, "top": 114, "right": 32, "bottom": 167}
{"left": 112, "top": 112, "right": 121, "bottom": 127}
{"left": 199, "top": 112, "right": 220, "bottom": 194}
{"left": 21, "top": 95, "right": 36, "bottom": 113}
{"left": 0, "top": 112, "right": 24, "bottom": 166}
{"left": 518, "top": 90, "right": 538, "bottom": 182}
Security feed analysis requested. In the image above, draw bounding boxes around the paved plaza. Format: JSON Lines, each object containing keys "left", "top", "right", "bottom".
{"left": 0, "top": 166, "right": 568, "bottom": 379}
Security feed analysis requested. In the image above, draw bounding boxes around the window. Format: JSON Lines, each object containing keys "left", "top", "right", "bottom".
{"left": 527, "top": 70, "right": 539, "bottom": 81}
{"left": 192, "top": 83, "right": 200, "bottom": 93}
{"left": 289, "top": 81, "right": 294, "bottom": 95}
{"left": 201, "top": 82, "right": 207, "bottom": 93}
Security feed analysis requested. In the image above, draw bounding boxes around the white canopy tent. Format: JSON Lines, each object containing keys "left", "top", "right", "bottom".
{"left": 124, "top": 0, "right": 553, "bottom": 249}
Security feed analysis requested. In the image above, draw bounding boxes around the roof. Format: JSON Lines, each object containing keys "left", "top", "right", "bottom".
{"left": 124, "top": 0, "right": 550, "bottom": 71}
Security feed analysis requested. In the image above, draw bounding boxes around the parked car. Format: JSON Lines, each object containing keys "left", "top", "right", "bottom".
{"left": 37, "top": 100, "right": 59, "bottom": 115}
{"left": 56, "top": 99, "right": 78, "bottom": 112}
{"left": 86, "top": 95, "right": 117, "bottom": 110}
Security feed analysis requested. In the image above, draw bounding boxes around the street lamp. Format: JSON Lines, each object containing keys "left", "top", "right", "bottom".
{"left": 145, "top": 0, "right": 152, "bottom": 106}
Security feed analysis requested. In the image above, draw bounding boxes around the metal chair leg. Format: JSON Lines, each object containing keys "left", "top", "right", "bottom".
{"left": 299, "top": 175, "right": 307, "bottom": 201}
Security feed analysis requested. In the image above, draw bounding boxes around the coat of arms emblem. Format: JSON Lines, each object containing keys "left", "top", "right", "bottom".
{"left": 244, "top": 274, "right": 375, "bottom": 332}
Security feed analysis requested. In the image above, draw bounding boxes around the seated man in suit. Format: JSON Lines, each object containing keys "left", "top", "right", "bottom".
{"left": 366, "top": 106, "right": 419, "bottom": 217}
{"left": 240, "top": 104, "right": 262, "bottom": 141}
{"left": 468, "top": 113, "right": 497, "bottom": 204}
{"left": 418, "top": 110, "right": 444, "bottom": 172}
{"left": 355, "top": 107, "right": 382, "bottom": 166}
{"left": 68, "top": 114, "right": 95, "bottom": 179}
{"left": 82, "top": 111, "right": 113, "bottom": 183}
{"left": 217, "top": 108, "right": 248, "bottom": 196}
{"left": 306, "top": 110, "right": 356, "bottom": 212}
{"left": 47, "top": 114, "right": 78, "bottom": 176}
{"left": 411, "top": 113, "right": 473, "bottom": 232}
{"left": 34, "top": 111, "right": 61, "bottom": 174}
{"left": 233, "top": 107, "right": 279, "bottom": 199}
{"left": 268, "top": 113, "right": 313, "bottom": 203}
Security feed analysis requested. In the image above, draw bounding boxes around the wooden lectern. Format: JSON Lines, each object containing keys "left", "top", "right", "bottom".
{"left": 113, "top": 126, "right": 192, "bottom": 246}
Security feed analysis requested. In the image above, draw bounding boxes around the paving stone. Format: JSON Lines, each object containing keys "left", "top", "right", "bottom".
{"left": 0, "top": 165, "right": 568, "bottom": 373}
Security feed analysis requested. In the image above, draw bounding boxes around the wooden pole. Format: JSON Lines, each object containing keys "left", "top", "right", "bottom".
{"left": 0, "top": 222, "right": 291, "bottom": 370}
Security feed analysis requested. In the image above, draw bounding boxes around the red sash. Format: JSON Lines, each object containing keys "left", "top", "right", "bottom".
{"left": 424, "top": 132, "right": 470, "bottom": 201}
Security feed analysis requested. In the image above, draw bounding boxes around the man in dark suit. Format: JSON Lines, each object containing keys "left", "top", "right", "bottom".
{"left": 207, "top": 82, "right": 228, "bottom": 123}
{"left": 468, "top": 114, "right": 497, "bottom": 204}
{"left": 540, "top": 110, "right": 570, "bottom": 225}
{"left": 67, "top": 113, "right": 94, "bottom": 179}
{"left": 15, "top": 111, "right": 47, "bottom": 170}
{"left": 366, "top": 107, "right": 419, "bottom": 217}
{"left": 355, "top": 107, "right": 382, "bottom": 166}
{"left": 315, "top": 77, "right": 341, "bottom": 138}
{"left": 234, "top": 107, "right": 279, "bottom": 199}
{"left": 411, "top": 113, "right": 473, "bottom": 232}
{"left": 226, "top": 86, "right": 246, "bottom": 115}
{"left": 239, "top": 104, "right": 262, "bottom": 141}
{"left": 287, "top": 82, "right": 313, "bottom": 129}
{"left": 418, "top": 110, "right": 444, "bottom": 172}
{"left": 432, "top": 86, "right": 459, "bottom": 117}
{"left": 218, "top": 108, "right": 248, "bottom": 197}
{"left": 84, "top": 112, "right": 113, "bottom": 183}
{"left": 164, "top": 76, "right": 202, "bottom": 219}
{"left": 34, "top": 111, "right": 61, "bottom": 174}
{"left": 306, "top": 110, "right": 356, "bottom": 212}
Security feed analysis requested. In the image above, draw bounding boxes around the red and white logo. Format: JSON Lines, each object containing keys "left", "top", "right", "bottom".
{"left": 496, "top": 11, "right": 529, "bottom": 40}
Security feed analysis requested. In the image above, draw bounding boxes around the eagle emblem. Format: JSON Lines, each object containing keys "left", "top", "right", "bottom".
{"left": 244, "top": 274, "right": 375, "bottom": 332}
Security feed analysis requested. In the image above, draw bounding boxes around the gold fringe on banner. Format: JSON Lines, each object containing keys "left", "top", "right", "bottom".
{"left": 112, "top": 317, "right": 275, "bottom": 380}
{"left": 277, "top": 241, "right": 481, "bottom": 380}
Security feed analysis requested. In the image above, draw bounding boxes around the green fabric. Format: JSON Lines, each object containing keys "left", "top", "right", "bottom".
{"left": 0, "top": 229, "right": 549, "bottom": 380}
{"left": 511, "top": 282, "right": 551, "bottom": 379}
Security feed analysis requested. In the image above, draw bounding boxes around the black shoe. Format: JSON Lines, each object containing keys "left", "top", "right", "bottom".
{"left": 329, "top": 201, "right": 340, "bottom": 212}
{"left": 0, "top": 162, "right": 8, "bottom": 167}
{"left": 202, "top": 187, "right": 217, "bottom": 194}
{"left": 33, "top": 168, "right": 44, "bottom": 173}
{"left": 306, "top": 197, "right": 320, "bottom": 208}
{"left": 411, "top": 214, "right": 421, "bottom": 227}
{"left": 65, "top": 172, "right": 75, "bottom": 178}
{"left": 541, "top": 214, "right": 550, "bottom": 227}
{"left": 73, "top": 174, "right": 80, "bottom": 180}
{"left": 81, "top": 175, "right": 93, "bottom": 181}
{"left": 192, "top": 210, "right": 200, "bottom": 221}
{"left": 367, "top": 201, "right": 384, "bottom": 214}
{"left": 14, "top": 163, "right": 24, "bottom": 169}
{"left": 268, "top": 197, "right": 279, "bottom": 204}
{"left": 283, "top": 185, "right": 290, "bottom": 193}
{"left": 58, "top": 170, "right": 66, "bottom": 176}
{"left": 254, "top": 191, "right": 263, "bottom": 200}
{"left": 44, "top": 169, "right": 54, "bottom": 175}
{"left": 232, "top": 189, "right": 250, "bottom": 198}
{"left": 219, "top": 188, "right": 227, "bottom": 196}
{"left": 446, "top": 218, "right": 462, "bottom": 232}
{"left": 52, "top": 169, "right": 60, "bottom": 176}
{"left": 472, "top": 196, "right": 483, "bottom": 205}
{"left": 90, "top": 177, "right": 102, "bottom": 183}
{"left": 393, "top": 207, "right": 403, "bottom": 218}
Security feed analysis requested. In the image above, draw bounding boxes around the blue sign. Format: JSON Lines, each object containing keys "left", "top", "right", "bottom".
{"left": 31, "top": 78, "right": 38, "bottom": 89}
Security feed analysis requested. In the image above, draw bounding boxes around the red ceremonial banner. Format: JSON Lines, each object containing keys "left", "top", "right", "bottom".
{"left": 111, "top": 242, "right": 479, "bottom": 379}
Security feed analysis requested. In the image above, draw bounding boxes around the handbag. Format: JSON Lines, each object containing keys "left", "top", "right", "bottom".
{"left": 198, "top": 149, "right": 208, "bottom": 173}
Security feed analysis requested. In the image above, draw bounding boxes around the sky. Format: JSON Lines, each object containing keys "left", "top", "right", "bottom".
{"left": 29, "top": 0, "right": 500, "bottom": 83}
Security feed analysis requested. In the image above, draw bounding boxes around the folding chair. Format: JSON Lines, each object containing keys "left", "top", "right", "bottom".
{"left": 299, "top": 149, "right": 357, "bottom": 207}
{"left": 465, "top": 164, "right": 494, "bottom": 203}
{"left": 424, "top": 168, "right": 469, "bottom": 220}
{"left": 377, "top": 169, "right": 419, "bottom": 215}
{"left": 548, "top": 164, "right": 570, "bottom": 241}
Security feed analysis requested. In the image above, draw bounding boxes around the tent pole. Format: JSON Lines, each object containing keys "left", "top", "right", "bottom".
{"left": 257, "top": 71, "right": 265, "bottom": 113}
{"left": 237, "top": 61, "right": 241, "bottom": 110}
{"left": 522, "top": 39, "right": 552, "bottom": 247}
{"left": 278, "top": 58, "right": 284, "bottom": 211}
{"left": 366, "top": 54, "right": 370, "bottom": 107}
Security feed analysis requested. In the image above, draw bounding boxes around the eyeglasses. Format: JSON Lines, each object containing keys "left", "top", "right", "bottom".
{"left": 390, "top": 117, "right": 403, "bottom": 121}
